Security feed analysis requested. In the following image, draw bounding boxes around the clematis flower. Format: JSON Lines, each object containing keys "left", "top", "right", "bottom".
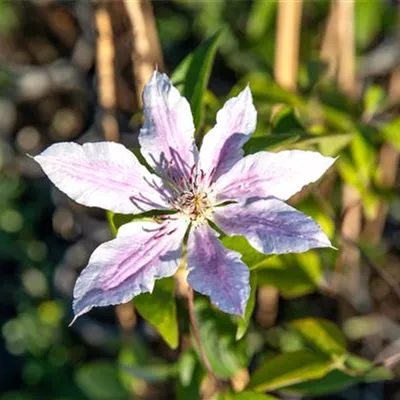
{"left": 34, "top": 71, "right": 335, "bottom": 320}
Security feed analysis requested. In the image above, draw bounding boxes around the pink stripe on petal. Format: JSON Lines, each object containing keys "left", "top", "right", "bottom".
{"left": 140, "top": 71, "right": 198, "bottom": 182}
{"left": 72, "top": 217, "right": 189, "bottom": 319}
{"left": 34, "top": 142, "right": 171, "bottom": 214}
{"left": 187, "top": 223, "right": 250, "bottom": 316}
{"left": 214, "top": 150, "right": 336, "bottom": 204}
{"left": 199, "top": 86, "right": 256, "bottom": 185}
{"left": 212, "top": 198, "right": 332, "bottom": 255}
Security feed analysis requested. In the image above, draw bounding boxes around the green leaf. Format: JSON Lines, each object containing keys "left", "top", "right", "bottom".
{"left": 289, "top": 318, "right": 347, "bottom": 357}
{"left": 178, "top": 350, "right": 197, "bottom": 386}
{"left": 344, "top": 353, "right": 373, "bottom": 372}
{"left": 246, "top": 0, "right": 277, "bottom": 41}
{"left": 222, "top": 236, "right": 323, "bottom": 297}
{"left": 350, "top": 129, "right": 376, "bottom": 184}
{"left": 75, "top": 362, "right": 129, "bottom": 400}
{"left": 355, "top": 0, "right": 386, "bottom": 50}
{"left": 245, "top": 132, "right": 352, "bottom": 155}
{"left": 221, "top": 235, "right": 271, "bottom": 270}
{"left": 363, "top": 84, "right": 385, "bottom": 118}
{"left": 172, "top": 32, "right": 221, "bottom": 128}
{"left": 283, "top": 364, "right": 393, "bottom": 396}
{"left": 283, "top": 369, "right": 361, "bottom": 396}
{"left": 107, "top": 209, "right": 176, "bottom": 237}
{"left": 122, "top": 364, "right": 177, "bottom": 383}
{"left": 194, "top": 298, "right": 248, "bottom": 378}
{"left": 248, "top": 350, "right": 334, "bottom": 392}
{"left": 271, "top": 106, "right": 305, "bottom": 135}
{"left": 134, "top": 278, "right": 179, "bottom": 349}
{"left": 224, "top": 391, "right": 278, "bottom": 400}
{"left": 344, "top": 354, "right": 393, "bottom": 381}
{"left": 244, "top": 134, "right": 301, "bottom": 154}
{"left": 236, "top": 271, "right": 257, "bottom": 340}
{"left": 257, "top": 252, "right": 323, "bottom": 298}
{"left": 176, "top": 363, "right": 203, "bottom": 400}
{"left": 363, "top": 366, "right": 394, "bottom": 382}
{"left": 382, "top": 117, "right": 400, "bottom": 150}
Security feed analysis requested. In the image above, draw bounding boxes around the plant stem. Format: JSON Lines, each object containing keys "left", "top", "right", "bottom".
{"left": 187, "top": 288, "right": 217, "bottom": 380}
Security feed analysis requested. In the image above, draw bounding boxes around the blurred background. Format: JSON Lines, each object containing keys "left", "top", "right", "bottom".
{"left": 0, "top": 0, "right": 400, "bottom": 399}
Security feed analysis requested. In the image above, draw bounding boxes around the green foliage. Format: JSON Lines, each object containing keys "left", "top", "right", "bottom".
{"left": 248, "top": 350, "right": 334, "bottom": 392}
{"left": 236, "top": 271, "right": 257, "bottom": 340}
{"left": 172, "top": 32, "right": 221, "bottom": 129}
{"left": 289, "top": 318, "right": 347, "bottom": 357}
{"left": 223, "top": 234, "right": 324, "bottom": 297}
{"left": 75, "top": 362, "right": 129, "bottom": 400}
{"left": 194, "top": 298, "right": 248, "bottom": 378}
{"left": 134, "top": 278, "right": 179, "bottom": 349}
{"left": 221, "top": 391, "right": 279, "bottom": 400}
{"left": 4, "top": 1, "right": 400, "bottom": 399}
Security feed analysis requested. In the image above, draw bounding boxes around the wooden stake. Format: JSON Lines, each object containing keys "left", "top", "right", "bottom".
{"left": 95, "top": 3, "right": 119, "bottom": 142}
{"left": 275, "top": 0, "right": 303, "bottom": 91}
{"left": 123, "top": 0, "right": 164, "bottom": 107}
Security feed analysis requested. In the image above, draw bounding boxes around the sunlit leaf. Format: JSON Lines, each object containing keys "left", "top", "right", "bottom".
{"left": 248, "top": 350, "right": 334, "bottom": 392}
{"left": 355, "top": 0, "right": 386, "bottom": 50}
{"left": 222, "top": 391, "right": 279, "bottom": 400}
{"left": 222, "top": 236, "right": 323, "bottom": 297}
{"left": 257, "top": 252, "right": 323, "bottom": 298}
{"left": 236, "top": 271, "right": 257, "bottom": 340}
{"left": 289, "top": 318, "right": 347, "bottom": 357}
{"left": 283, "top": 369, "right": 361, "bottom": 396}
{"left": 382, "top": 117, "right": 400, "bottom": 150}
{"left": 135, "top": 278, "right": 179, "bottom": 349}
{"left": 363, "top": 85, "right": 385, "bottom": 118}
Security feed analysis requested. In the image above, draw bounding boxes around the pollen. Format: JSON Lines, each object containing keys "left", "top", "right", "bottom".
{"left": 172, "top": 190, "right": 212, "bottom": 221}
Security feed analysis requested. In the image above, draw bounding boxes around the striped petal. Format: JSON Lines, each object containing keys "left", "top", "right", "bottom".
{"left": 212, "top": 198, "right": 332, "bottom": 255}
{"left": 140, "top": 71, "right": 198, "bottom": 182}
{"left": 72, "top": 217, "right": 189, "bottom": 319}
{"left": 34, "top": 142, "right": 171, "bottom": 214}
{"left": 187, "top": 222, "right": 250, "bottom": 316}
{"left": 198, "top": 86, "right": 256, "bottom": 186}
{"left": 214, "top": 150, "right": 336, "bottom": 204}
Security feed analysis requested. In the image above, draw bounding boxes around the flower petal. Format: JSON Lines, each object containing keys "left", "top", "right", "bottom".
{"left": 211, "top": 198, "right": 332, "bottom": 255}
{"left": 199, "top": 86, "right": 256, "bottom": 185}
{"left": 73, "top": 217, "right": 189, "bottom": 319}
{"left": 34, "top": 142, "right": 171, "bottom": 214}
{"left": 214, "top": 150, "right": 336, "bottom": 204}
{"left": 140, "top": 71, "right": 198, "bottom": 181}
{"left": 187, "top": 222, "right": 250, "bottom": 316}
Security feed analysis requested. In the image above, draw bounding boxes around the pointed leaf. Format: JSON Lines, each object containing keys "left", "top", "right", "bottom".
{"left": 172, "top": 32, "right": 221, "bottom": 128}
{"left": 134, "top": 278, "right": 179, "bottom": 349}
{"left": 248, "top": 350, "right": 333, "bottom": 392}
{"left": 236, "top": 271, "right": 257, "bottom": 340}
{"left": 194, "top": 298, "right": 248, "bottom": 378}
{"left": 289, "top": 318, "right": 347, "bottom": 357}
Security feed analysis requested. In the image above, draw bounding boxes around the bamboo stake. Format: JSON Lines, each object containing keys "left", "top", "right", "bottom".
{"left": 336, "top": 0, "right": 357, "bottom": 99}
{"left": 320, "top": 1, "right": 338, "bottom": 78}
{"left": 333, "top": 0, "right": 363, "bottom": 316}
{"left": 257, "top": 0, "right": 304, "bottom": 328}
{"left": 362, "top": 8, "right": 400, "bottom": 243}
{"left": 122, "top": 0, "right": 164, "bottom": 107}
{"left": 95, "top": 3, "right": 119, "bottom": 142}
{"left": 274, "top": 0, "right": 303, "bottom": 91}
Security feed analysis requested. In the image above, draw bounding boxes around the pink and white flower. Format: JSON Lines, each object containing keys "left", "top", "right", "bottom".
{"left": 34, "top": 71, "right": 335, "bottom": 319}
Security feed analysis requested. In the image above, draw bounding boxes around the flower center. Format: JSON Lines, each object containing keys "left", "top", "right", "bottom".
{"left": 172, "top": 190, "right": 212, "bottom": 220}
